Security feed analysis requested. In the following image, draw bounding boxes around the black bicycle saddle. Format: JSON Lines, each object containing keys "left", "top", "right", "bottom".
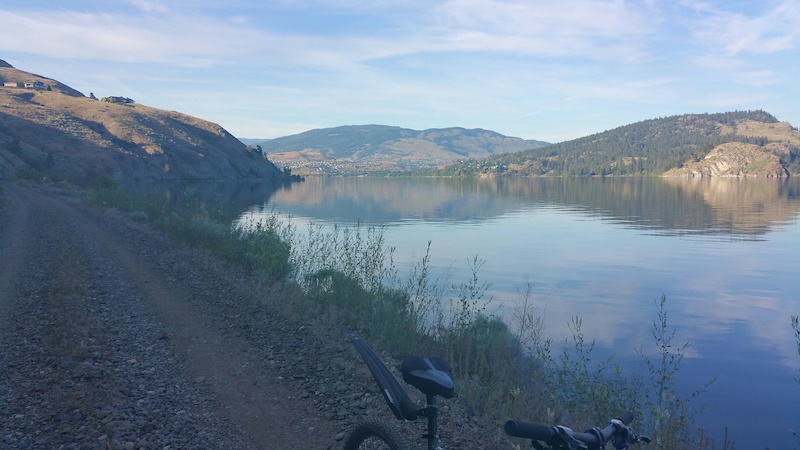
{"left": 401, "top": 355, "right": 455, "bottom": 399}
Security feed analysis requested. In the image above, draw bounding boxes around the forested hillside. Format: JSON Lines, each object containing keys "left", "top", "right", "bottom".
{"left": 427, "top": 111, "right": 800, "bottom": 177}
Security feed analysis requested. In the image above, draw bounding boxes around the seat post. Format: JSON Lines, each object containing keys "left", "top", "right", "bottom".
{"left": 422, "top": 394, "right": 441, "bottom": 450}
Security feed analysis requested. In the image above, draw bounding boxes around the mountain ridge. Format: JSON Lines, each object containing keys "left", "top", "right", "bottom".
{"left": 4, "top": 59, "right": 797, "bottom": 181}
{"left": 257, "top": 124, "right": 549, "bottom": 175}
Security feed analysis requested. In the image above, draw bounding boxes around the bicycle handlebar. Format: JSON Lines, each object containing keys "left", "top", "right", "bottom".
{"left": 505, "top": 411, "right": 647, "bottom": 450}
{"left": 504, "top": 419, "right": 555, "bottom": 441}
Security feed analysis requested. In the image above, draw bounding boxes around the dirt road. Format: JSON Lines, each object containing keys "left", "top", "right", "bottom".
{"left": 0, "top": 182, "right": 351, "bottom": 449}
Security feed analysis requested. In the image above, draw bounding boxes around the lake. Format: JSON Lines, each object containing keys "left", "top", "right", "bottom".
{"left": 236, "top": 176, "right": 799, "bottom": 449}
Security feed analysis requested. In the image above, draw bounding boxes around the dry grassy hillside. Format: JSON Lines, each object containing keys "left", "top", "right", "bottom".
{"left": 662, "top": 141, "right": 790, "bottom": 177}
{"left": 734, "top": 120, "right": 800, "bottom": 146}
{"left": 664, "top": 121, "right": 800, "bottom": 177}
{"left": 0, "top": 61, "right": 286, "bottom": 182}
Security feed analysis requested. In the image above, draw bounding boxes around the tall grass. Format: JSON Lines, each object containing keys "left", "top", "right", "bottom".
{"left": 793, "top": 315, "right": 800, "bottom": 445}
{"left": 535, "top": 315, "right": 642, "bottom": 428}
{"left": 794, "top": 315, "right": 800, "bottom": 379}
{"left": 90, "top": 181, "right": 740, "bottom": 448}
{"left": 638, "top": 295, "right": 716, "bottom": 449}
{"left": 287, "top": 220, "right": 418, "bottom": 350}
{"left": 90, "top": 180, "right": 293, "bottom": 280}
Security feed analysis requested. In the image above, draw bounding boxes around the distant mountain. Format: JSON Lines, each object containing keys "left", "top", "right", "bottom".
{"left": 0, "top": 59, "right": 290, "bottom": 182}
{"left": 258, "top": 124, "right": 549, "bottom": 175}
{"left": 429, "top": 111, "right": 800, "bottom": 177}
{"left": 238, "top": 137, "right": 271, "bottom": 146}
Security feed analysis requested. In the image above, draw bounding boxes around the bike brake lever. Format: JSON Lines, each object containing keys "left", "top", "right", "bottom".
{"left": 555, "top": 426, "right": 588, "bottom": 450}
{"left": 611, "top": 424, "right": 651, "bottom": 450}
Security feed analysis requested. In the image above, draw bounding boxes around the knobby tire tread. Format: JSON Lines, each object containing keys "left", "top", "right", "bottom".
{"left": 341, "top": 417, "right": 411, "bottom": 450}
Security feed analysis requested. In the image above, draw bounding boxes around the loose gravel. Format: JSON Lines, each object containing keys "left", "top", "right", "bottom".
{"left": 0, "top": 182, "right": 509, "bottom": 450}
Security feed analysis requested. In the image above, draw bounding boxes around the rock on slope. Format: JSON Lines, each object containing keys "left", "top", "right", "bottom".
{"left": 663, "top": 142, "right": 790, "bottom": 177}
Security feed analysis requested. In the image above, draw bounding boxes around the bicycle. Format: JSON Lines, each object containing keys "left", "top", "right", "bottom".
{"left": 504, "top": 412, "right": 651, "bottom": 450}
{"left": 342, "top": 335, "right": 650, "bottom": 450}
{"left": 342, "top": 335, "right": 455, "bottom": 450}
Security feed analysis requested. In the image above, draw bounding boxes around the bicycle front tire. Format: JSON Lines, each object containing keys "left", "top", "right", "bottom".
{"left": 341, "top": 417, "right": 411, "bottom": 450}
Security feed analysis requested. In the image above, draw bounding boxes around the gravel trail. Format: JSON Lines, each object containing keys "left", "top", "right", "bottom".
{"left": 0, "top": 182, "right": 504, "bottom": 450}
{"left": 0, "top": 183, "right": 346, "bottom": 449}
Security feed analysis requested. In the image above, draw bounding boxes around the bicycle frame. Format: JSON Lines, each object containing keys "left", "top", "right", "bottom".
{"left": 348, "top": 335, "right": 453, "bottom": 450}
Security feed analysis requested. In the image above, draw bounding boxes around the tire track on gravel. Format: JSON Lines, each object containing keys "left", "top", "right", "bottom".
{"left": 0, "top": 183, "right": 339, "bottom": 449}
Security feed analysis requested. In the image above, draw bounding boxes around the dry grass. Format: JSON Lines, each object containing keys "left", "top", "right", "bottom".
{"left": 1, "top": 65, "right": 284, "bottom": 182}
{"left": 736, "top": 120, "right": 800, "bottom": 146}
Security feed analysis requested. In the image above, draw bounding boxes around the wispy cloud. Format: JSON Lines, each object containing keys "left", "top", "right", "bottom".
{"left": 429, "top": 0, "right": 657, "bottom": 62}
{"left": 128, "top": 0, "right": 171, "bottom": 14}
{"left": 0, "top": 1, "right": 661, "bottom": 66}
{"left": 1, "top": 1, "right": 797, "bottom": 140}
{"left": 687, "top": 0, "right": 800, "bottom": 57}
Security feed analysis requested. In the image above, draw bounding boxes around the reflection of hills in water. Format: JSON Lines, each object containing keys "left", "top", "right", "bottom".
{"left": 266, "top": 177, "right": 800, "bottom": 237}
{"left": 264, "top": 177, "right": 505, "bottom": 223}
{"left": 658, "top": 178, "right": 800, "bottom": 237}
{"left": 124, "top": 179, "right": 290, "bottom": 222}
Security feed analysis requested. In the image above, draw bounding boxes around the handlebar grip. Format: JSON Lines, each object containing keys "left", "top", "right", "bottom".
{"left": 504, "top": 420, "right": 554, "bottom": 441}
{"left": 616, "top": 411, "right": 634, "bottom": 425}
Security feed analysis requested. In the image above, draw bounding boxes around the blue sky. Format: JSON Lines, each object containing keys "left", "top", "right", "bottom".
{"left": 1, "top": 1, "right": 798, "bottom": 142}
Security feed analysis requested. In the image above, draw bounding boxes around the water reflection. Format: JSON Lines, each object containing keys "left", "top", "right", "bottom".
{"left": 264, "top": 177, "right": 800, "bottom": 238}
{"left": 115, "top": 176, "right": 799, "bottom": 448}
{"left": 226, "top": 176, "right": 800, "bottom": 449}
{"left": 126, "top": 177, "right": 800, "bottom": 239}
{"left": 121, "top": 178, "right": 293, "bottom": 222}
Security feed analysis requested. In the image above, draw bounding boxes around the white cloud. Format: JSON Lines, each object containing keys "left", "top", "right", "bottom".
{"left": 0, "top": 1, "right": 663, "bottom": 69}
{"left": 1, "top": 1, "right": 797, "bottom": 140}
{"left": 545, "top": 76, "right": 682, "bottom": 104}
{"left": 734, "top": 70, "right": 781, "bottom": 87}
{"left": 128, "top": 0, "right": 171, "bottom": 14}
{"left": 430, "top": 0, "right": 657, "bottom": 62}
{"left": 0, "top": 10, "right": 334, "bottom": 67}
{"left": 687, "top": 0, "right": 800, "bottom": 56}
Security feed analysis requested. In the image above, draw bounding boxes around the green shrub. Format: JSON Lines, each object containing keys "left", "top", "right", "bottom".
{"left": 637, "top": 295, "right": 715, "bottom": 449}
{"left": 90, "top": 182, "right": 293, "bottom": 281}
{"left": 129, "top": 211, "right": 149, "bottom": 222}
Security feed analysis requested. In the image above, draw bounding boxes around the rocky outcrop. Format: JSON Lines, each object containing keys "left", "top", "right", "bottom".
{"left": 662, "top": 142, "right": 789, "bottom": 177}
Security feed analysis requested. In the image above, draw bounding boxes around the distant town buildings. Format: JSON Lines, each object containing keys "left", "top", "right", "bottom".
{"left": 2, "top": 80, "right": 47, "bottom": 90}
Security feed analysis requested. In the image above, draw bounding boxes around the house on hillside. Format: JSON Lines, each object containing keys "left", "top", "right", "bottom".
{"left": 21, "top": 81, "right": 46, "bottom": 90}
{"left": 32, "top": 81, "right": 46, "bottom": 90}
{"left": 101, "top": 96, "right": 135, "bottom": 105}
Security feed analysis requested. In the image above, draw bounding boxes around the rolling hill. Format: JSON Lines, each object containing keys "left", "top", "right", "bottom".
{"left": 4, "top": 58, "right": 796, "bottom": 182}
{"left": 0, "top": 59, "right": 289, "bottom": 183}
{"left": 256, "top": 125, "right": 549, "bottom": 175}
{"left": 429, "top": 111, "right": 800, "bottom": 177}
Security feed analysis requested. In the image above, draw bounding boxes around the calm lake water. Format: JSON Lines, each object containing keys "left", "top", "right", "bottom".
{"left": 235, "top": 176, "right": 800, "bottom": 448}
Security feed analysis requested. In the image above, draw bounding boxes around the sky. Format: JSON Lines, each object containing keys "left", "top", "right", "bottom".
{"left": 1, "top": 1, "right": 799, "bottom": 143}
